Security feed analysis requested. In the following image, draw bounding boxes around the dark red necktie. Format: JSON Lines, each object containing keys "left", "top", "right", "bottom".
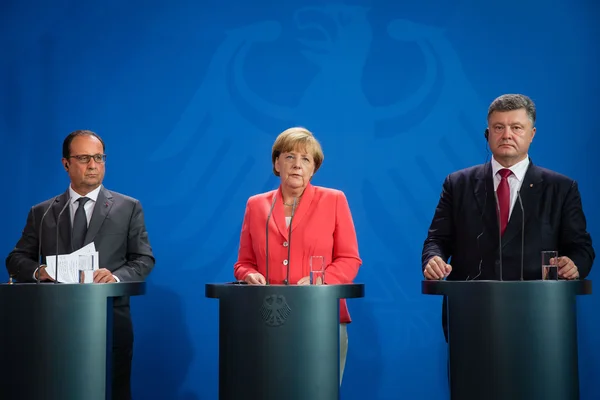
{"left": 497, "top": 169, "right": 512, "bottom": 236}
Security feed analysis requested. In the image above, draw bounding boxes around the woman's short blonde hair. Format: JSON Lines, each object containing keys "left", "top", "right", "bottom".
{"left": 271, "top": 127, "right": 324, "bottom": 177}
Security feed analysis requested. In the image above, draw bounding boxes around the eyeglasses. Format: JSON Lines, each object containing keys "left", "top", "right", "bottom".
{"left": 68, "top": 154, "right": 107, "bottom": 164}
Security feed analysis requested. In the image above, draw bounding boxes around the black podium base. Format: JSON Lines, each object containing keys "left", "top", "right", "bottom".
{"left": 423, "top": 280, "right": 591, "bottom": 400}
{"left": 206, "top": 283, "right": 364, "bottom": 400}
{"left": 0, "top": 282, "right": 145, "bottom": 400}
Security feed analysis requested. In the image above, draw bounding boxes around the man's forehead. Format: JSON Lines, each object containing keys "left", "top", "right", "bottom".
{"left": 489, "top": 109, "right": 530, "bottom": 122}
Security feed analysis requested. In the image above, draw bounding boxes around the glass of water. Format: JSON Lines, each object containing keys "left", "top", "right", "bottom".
{"left": 541, "top": 251, "right": 558, "bottom": 280}
{"left": 309, "top": 256, "right": 325, "bottom": 285}
{"left": 78, "top": 254, "right": 94, "bottom": 284}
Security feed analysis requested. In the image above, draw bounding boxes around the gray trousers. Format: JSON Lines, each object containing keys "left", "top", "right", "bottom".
{"left": 340, "top": 323, "right": 348, "bottom": 385}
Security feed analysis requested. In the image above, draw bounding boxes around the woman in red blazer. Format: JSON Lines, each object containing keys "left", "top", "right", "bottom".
{"left": 234, "top": 126, "right": 362, "bottom": 383}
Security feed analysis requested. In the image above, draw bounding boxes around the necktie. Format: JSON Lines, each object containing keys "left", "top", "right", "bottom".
{"left": 72, "top": 197, "right": 90, "bottom": 250}
{"left": 497, "top": 169, "right": 512, "bottom": 236}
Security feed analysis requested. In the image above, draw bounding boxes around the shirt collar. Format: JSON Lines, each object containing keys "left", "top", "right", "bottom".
{"left": 68, "top": 185, "right": 102, "bottom": 205}
{"left": 491, "top": 156, "right": 530, "bottom": 182}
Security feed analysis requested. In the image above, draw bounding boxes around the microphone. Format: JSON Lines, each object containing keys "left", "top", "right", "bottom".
{"left": 265, "top": 194, "right": 277, "bottom": 286}
{"left": 285, "top": 197, "right": 298, "bottom": 285}
{"left": 517, "top": 191, "right": 525, "bottom": 281}
{"left": 493, "top": 190, "right": 503, "bottom": 281}
{"left": 36, "top": 197, "right": 59, "bottom": 284}
{"left": 54, "top": 197, "right": 71, "bottom": 284}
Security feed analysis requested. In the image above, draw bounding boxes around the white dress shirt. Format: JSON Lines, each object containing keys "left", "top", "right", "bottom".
{"left": 491, "top": 156, "right": 530, "bottom": 219}
{"left": 68, "top": 184, "right": 101, "bottom": 226}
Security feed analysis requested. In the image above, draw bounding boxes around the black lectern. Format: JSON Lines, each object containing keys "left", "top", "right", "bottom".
{"left": 422, "top": 280, "right": 592, "bottom": 400}
{"left": 206, "top": 283, "right": 365, "bottom": 400}
{"left": 0, "top": 282, "right": 145, "bottom": 400}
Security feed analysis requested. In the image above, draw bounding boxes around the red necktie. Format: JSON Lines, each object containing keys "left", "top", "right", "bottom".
{"left": 497, "top": 169, "right": 512, "bottom": 236}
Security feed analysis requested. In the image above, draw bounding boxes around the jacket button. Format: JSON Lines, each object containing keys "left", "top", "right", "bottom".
{"left": 283, "top": 260, "right": 288, "bottom": 265}
{"left": 283, "top": 241, "right": 288, "bottom": 247}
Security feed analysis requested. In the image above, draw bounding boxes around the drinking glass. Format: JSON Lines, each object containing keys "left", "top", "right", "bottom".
{"left": 541, "top": 251, "right": 558, "bottom": 280}
{"left": 310, "top": 256, "right": 325, "bottom": 285}
{"left": 78, "top": 254, "right": 94, "bottom": 284}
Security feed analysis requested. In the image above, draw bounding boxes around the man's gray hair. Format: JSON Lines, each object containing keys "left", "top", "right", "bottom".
{"left": 487, "top": 94, "right": 536, "bottom": 125}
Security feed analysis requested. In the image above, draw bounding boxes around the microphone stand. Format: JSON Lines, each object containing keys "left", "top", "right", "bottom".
{"left": 54, "top": 198, "right": 71, "bottom": 284}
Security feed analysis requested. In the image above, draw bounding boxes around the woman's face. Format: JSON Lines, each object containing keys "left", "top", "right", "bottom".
{"left": 275, "top": 146, "right": 315, "bottom": 191}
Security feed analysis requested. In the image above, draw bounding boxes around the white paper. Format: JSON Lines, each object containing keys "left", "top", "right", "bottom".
{"left": 45, "top": 243, "right": 100, "bottom": 283}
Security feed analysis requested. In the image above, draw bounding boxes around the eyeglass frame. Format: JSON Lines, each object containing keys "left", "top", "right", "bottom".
{"left": 66, "top": 154, "right": 107, "bottom": 164}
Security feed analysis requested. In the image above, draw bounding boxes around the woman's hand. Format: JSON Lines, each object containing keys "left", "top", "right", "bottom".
{"left": 244, "top": 273, "right": 266, "bottom": 285}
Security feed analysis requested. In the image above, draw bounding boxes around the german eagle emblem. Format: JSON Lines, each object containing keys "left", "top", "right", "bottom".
{"left": 260, "top": 295, "right": 292, "bottom": 327}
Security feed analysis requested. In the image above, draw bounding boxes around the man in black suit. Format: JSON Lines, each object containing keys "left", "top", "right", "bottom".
{"left": 5, "top": 130, "right": 155, "bottom": 400}
{"left": 422, "top": 94, "right": 595, "bottom": 339}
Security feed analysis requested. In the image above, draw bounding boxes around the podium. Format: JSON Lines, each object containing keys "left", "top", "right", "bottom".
{"left": 206, "top": 283, "right": 364, "bottom": 400}
{"left": 422, "top": 280, "right": 592, "bottom": 400}
{"left": 0, "top": 282, "right": 145, "bottom": 400}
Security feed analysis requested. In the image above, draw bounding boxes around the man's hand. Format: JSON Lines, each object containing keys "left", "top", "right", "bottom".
{"left": 556, "top": 256, "right": 579, "bottom": 280}
{"left": 93, "top": 268, "right": 117, "bottom": 283}
{"left": 423, "top": 256, "right": 452, "bottom": 280}
{"left": 36, "top": 266, "right": 54, "bottom": 282}
{"left": 244, "top": 272, "right": 266, "bottom": 285}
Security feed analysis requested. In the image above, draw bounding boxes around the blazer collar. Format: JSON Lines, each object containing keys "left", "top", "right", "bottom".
{"left": 272, "top": 183, "right": 316, "bottom": 240}
{"left": 501, "top": 160, "right": 543, "bottom": 247}
{"left": 53, "top": 186, "right": 114, "bottom": 252}
{"left": 52, "top": 190, "right": 72, "bottom": 252}
{"left": 473, "top": 160, "right": 544, "bottom": 243}
{"left": 83, "top": 187, "right": 114, "bottom": 248}
{"left": 473, "top": 162, "right": 494, "bottom": 217}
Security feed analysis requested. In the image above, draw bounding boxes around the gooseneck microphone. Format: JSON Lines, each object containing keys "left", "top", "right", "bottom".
{"left": 54, "top": 198, "right": 71, "bottom": 284}
{"left": 517, "top": 191, "right": 525, "bottom": 281}
{"left": 36, "top": 197, "right": 59, "bottom": 284}
{"left": 265, "top": 194, "right": 277, "bottom": 285}
{"left": 285, "top": 197, "right": 298, "bottom": 285}
{"left": 493, "top": 190, "right": 503, "bottom": 281}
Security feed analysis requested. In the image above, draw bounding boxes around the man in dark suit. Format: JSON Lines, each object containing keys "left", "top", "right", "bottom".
{"left": 422, "top": 94, "right": 595, "bottom": 340}
{"left": 5, "top": 130, "right": 155, "bottom": 400}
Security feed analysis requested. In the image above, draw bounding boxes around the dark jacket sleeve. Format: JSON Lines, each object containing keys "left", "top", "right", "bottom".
{"left": 559, "top": 180, "right": 595, "bottom": 278}
{"left": 422, "top": 174, "right": 455, "bottom": 271}
{"left": 5, "top": 206, "right": 41, "bottom": 282}
{"left": 111, "top": 200, "right": 155, "bottom": 282}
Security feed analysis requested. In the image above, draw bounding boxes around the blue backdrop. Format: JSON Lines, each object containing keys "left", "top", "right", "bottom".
{"left": 1, "top": 0, "right": 599, "bottom": 398}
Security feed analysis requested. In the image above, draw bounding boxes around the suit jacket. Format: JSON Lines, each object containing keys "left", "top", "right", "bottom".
{"left": 234, "top": 183, "right": 362, "bottom": 323}
{"left": 422, "top": 161, "right": 595, "bottom": 339}
{"left": 5, "top": 186, "right": 155, "bottom": 346}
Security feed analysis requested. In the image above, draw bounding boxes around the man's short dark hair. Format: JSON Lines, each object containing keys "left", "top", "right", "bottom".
{"left": 487, "top": 94, "right": 536, "bottom": 125}
{"left": 62, "top": 130, "right": 106, "bottom": 158}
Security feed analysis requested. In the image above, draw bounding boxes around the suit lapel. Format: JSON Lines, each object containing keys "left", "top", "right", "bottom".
{"left": 272, "top": 183, "right": 316, "bottom": 240}
{"left": 272, "top": 189, "right": 289, "bottom": 241}
{"left": 53, "top": 191, "right": 72, "bottom": 254}
{"left": 288, "top": 183, "right": 315, "bottom": 234}
{"left": 473, "top": 162, "right": 499, "bottom": 233}
{"left": 473, "top": 163, "right": 505, "bottom": 279}
{"left": 501, "top": 162, "right": 543, "bottom": 248}
{"left": 84, "top": 187, "right": 114, "bottom": 246}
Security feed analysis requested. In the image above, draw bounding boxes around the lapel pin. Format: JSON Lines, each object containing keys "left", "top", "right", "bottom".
{"left": 105, "top": 202, "right": 109, "bottom": 207}
{"left": 530, "top": 184, "right": 533, "bottom": 188}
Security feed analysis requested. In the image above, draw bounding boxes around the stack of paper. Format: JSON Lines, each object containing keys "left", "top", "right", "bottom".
{"left": 45, "top": 243, "right": 100, "bottom": 283}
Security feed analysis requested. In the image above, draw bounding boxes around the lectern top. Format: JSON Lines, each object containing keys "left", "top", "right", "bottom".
{"left": 421, "top": 279, "right": 592, "bottom": 296}
{"left": 0, "top": 281, "right": 146, "bottom": 298}
{"left": 205, "top": 282, "right": 364, "bottom": 299}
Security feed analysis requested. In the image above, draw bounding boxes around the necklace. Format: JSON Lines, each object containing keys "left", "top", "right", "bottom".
{"left": 283, "top": 196, "right": 302, "bottom": 207}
